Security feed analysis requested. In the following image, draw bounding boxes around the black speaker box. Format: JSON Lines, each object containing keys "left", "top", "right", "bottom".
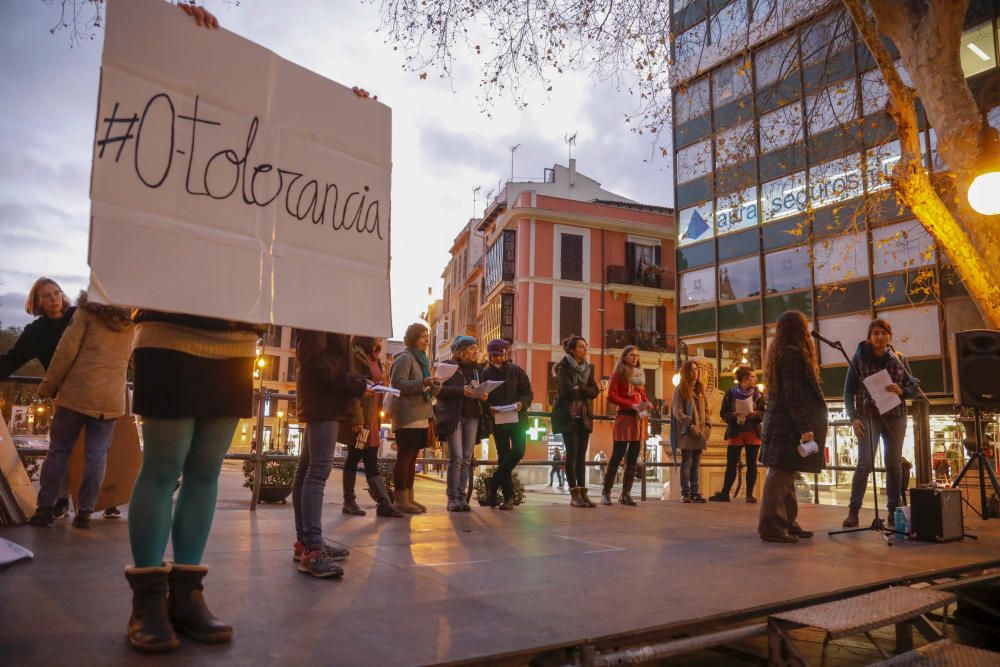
{"left": 951, "top": 330, "right": 1000, "bottom": 409}
{"left": 910, "top": 487, "right": 964, "bottom": 542}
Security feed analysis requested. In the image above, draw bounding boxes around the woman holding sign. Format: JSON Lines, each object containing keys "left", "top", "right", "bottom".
{"left": 841, "top": 319, "right": 917, "bottom": 528}
{"left": 601, "top": 346, "right": 651, "bottom": 506}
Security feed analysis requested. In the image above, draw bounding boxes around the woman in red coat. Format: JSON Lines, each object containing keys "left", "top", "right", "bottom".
{"left": 601, "top": 346, "right": 652, "bottom": 506}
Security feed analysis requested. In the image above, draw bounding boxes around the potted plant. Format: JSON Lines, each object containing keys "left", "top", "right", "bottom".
{"left": 473, "top": 466, "right": 525, "bottom": 506}
{"left": 242, "top": 455, "right": 298, "bottom": 504}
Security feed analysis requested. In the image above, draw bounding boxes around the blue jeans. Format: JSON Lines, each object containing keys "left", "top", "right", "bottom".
{"left": 446, "top": 417, "right": 480, "bottom": 501}
{"left": 849, "top": 414, "right": 906, "bottom": 512}
{"left": 680, "top": 449, "right": 702, "bottom": 497}
{"left": 293, "top": 422, "right": 339, "bottom": 550}
{"left": 38, "top": 407, "right": 117, "bottom": 512}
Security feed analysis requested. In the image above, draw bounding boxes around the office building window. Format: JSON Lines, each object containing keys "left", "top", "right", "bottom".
{"left": 677, "top": 138, "right": 712, "bottom": 183}
{"left": 676, "top": 76, "right": 711, "bottom": 125}
{"left": 716, "top": 121, "right": 755, "bottom": 168}
{"left": 762, "top": 170, "right": 807, "bottom": 223}
{"left": 680, "top": 266, "right": 717, "bottom": 309}
{"left": 713, "top": 58, "right": 753, "bottom": 108}
{"left": 800, "top": 10, "right": 852, "bottom": 67}
{"left": 813, "top": 232, "right": 869, "bottom": 285}
{"left": 719, "top": 256, "right": 761, "bottom": 301}
{"left": 679, "top": 201, "right": 715, "bottom": 246}
{"left": 760, "top": 101, "right": 804, "bottom": 153}
{"left": 871, "top": 220, "right": 935, "bottom": 275}
{"left": 715, "top": 186, "right": 758, "bottom": 236}
{"left": 805, "top": 79, "right": 858, "bottom": 137}
{"left": 755, "top": 34, "right": 797, "bottom": 89}
{"left": 764, "top": 246, "right": 811, "bottom": 293}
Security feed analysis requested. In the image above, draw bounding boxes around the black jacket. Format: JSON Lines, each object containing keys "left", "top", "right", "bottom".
{"left": 0, "top": 308, "right": 76, "bottom": 379}
{"left": 433, "top": 359, "right": 484, "bottom": 441}
{"left": 482, "top": 361, "right": 534, "bottom": 430}
{"left": 760, "top": 345, "right": 826, "bottom": 473}
{"left": 720, "top": 386, "right": 766, "bottom": 440}
{"left": 295, "top": 331, "right": 367, "bottom": 424}
{"left": 551, "top": 360, "right": 600, "bottom": 433}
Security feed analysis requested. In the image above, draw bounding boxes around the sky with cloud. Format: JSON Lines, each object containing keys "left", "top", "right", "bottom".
{"left": 0, "top": 0, "right": 673, "bottom": 335}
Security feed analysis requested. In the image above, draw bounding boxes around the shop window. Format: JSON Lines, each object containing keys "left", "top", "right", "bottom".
{"left": 813, "top": 232, "right": 868, "bottom": 285}
{"left": 764, "top": 245, "right": 810, "bottom": 293}
{"left": 809, "top": 152, "right": 864, "bottom": 210}
{"left": 713, "top": 58, "right": 753, "bottom": 108}
{"left": 860, "top": 68, "right": 888, "bottom": 117}
{"left": 762, "top": 170, "right": 807, "bottom": 223}
{"left": 816, "top": 313, "right": 870, "bottom": 365}
{"left": 675, "top": 76, "right": 711, "bottom": 126}
{"left": 800, "top": 10, "right": 852, "bottom": 68}
{"left": 679, "top": 335, "right": 718, "bottom": 365}
{"left": 719, "top": 256, "right": 761, "bottom": 302}
{"left": 716, "top": 121, "right": 755, "bottom": 168}
{"left": 805, "top": 79, "right": 858, "bottom": 137}
{"left": 678, "top": 201, "right": 715, "bottom": 246}
{"left": 877, "top": 305, "right": 942, "bottom": 357}
{"left": 755, "top": 34, "right": 797, "bottom": 89}
{"left": 760, "top": 101, "right": 804, "bottom": 154}
{"left": 720, "top": 329, "right": 763, "bottom": 374}
{"left": 680, "top": 266, "right": 717, "bottom": 309}
{"left": 677, "top": 138, "right": 712, "bottom": 184}
{"left": 715, "top": 185, "right": 758, "bottom": 236}
{"left": 871, "top": 220, "right": 934, "bottom": 275}
{"left": 961, "top": 21, "right": 996, "bottom": 77}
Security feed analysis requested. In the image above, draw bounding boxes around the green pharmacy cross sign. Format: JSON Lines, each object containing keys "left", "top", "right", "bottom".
{"left": 527, "top": 418, "right": 547, "bottom": 441}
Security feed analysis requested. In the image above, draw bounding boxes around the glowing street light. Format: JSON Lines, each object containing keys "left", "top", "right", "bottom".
{"left": 671, "top": 372, "right": 681, "bottom": 387}
{"left": 968, "top": 169, "right": 1000, "bottom": 215}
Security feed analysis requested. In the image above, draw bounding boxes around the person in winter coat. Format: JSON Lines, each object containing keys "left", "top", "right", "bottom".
{"left": 292, "top": 331, "right": 366, "bottom": 577}
{"left": 670, "top": 360, "right": 710, "bottom": 503}
{"left": 840, "top": 318, "right": 918, "bottom": 528}
{"left": 433, "top": 335, "right": 488, "bottom": 511}
{"left": 340, "top": 336, "right": 403, "bottom": 518}
{"left": 757, "top": 310, "right": 826, "bottom": 543}
{"left": 482, "top": 338, "right": 533, "bottom": 510}
{"left": 0, "top": 277, "right": 77, "bottom": 519}
{"left": 389, "top": 323, "right": 436, "bottom": 514}
{"left": 28, "top": 291, "right": 135, "bottom": 529}
{"left": 601, "top": 345, "right": 652, "bottom": 506}
{"left": 551, "top": 335, "right": 601, "bottom": 508}
{"left": 709, "top": 366, "right": 766, "bottom": 504}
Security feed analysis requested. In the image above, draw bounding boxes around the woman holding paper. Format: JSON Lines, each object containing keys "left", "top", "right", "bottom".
{"left": 482, "top": 339, "right": 534, "bottom": 510}
{"left": 433, "top": 335, "right": 488, "bottom": 512}
{"left": 552, "top": 335, "right": 601, "bottom": 508}
{"left": 709, "top": 366, "right": 765, "bottom": 504}
{"left": 671, "top": 361, "right": 710, "bottom": 503}
{"left": 601, "top": 346, "right": 651, "bottom": 506}
{"left": 757, "top": 310, "right": 825, "bottom": 543}
{"left": 840, "top": 319, "right": 916, "bottom": 528}
{"left": 389, "top": 323, "right": 436, "bottom": 514}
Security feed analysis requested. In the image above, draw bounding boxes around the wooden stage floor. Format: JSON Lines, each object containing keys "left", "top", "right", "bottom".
{"left": 2, "top": 465, "right": 999, "bottom": 666}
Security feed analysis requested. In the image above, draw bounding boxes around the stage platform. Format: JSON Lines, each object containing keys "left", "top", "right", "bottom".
{"left": 2, "top": 463, "right": 999, "bottom": 666}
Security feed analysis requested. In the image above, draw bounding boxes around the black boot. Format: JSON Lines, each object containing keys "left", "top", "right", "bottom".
{"left": 28, "top": 507, "right": 53, "bottom": 526}
{"left": 619, "top": 466, "right": 637, "bottom": 506}
{"left": 72, "top": 511, "right": 91, "bottom": 529}
{"left": 125, "top": 565, "right": 180, "bottom": 653}
{"left": 486, "top": 476, "right": 500, "bottom": 507}
{"left": 168, "top": 563, "right": 233, "bottom": 643}
{"left": 368, "top": 477, "right": 404, "bottom": 517}
{"left": 342, "top": 469, "right": 366, "bottom": 515}
{"left": 600, "top": 471, "right": 614, "bottom": 506}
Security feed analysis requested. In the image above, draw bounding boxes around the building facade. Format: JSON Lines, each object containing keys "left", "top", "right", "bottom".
{"left": 670, "top": 0, "right": 999, "bottom": 504}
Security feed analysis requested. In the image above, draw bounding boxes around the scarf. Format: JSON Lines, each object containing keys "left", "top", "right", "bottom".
{"left": 732, "top": 384, "right": 757, "bottom": 401}
{"left": 409, "top": 347, "right": 431, "bottom": 378}
{"left": 563, "top": 354, "right": 590, "bottom": 386}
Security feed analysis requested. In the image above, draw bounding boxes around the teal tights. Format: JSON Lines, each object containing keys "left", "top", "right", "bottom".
{"left": 128, "top": 417, "right": 238, "bottom": 567}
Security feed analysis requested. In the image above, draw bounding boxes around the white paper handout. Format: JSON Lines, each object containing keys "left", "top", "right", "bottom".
{"left": 735, "top": 396, "right": 754, "bottom": 417}
{"left": 0, "top": 538, "right": 34, "bottom": 566}
{"left": 369, "top": 384, "right": 400, "bottom": 397}
{"left": 862, "top": 369, "right": 902, "bottom": 415}
{"left": 477, "top": 380, "right": 505, "bottom": 395}
{"left": 433, "top": 364, "right": 459, "bottom": 382}
{"left": 493, "top": 404, "right": 520, "bottom": 425}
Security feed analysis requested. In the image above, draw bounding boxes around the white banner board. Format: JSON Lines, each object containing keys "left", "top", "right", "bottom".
{"left": 88, "top": 0, "right": 392, "bottom": 336}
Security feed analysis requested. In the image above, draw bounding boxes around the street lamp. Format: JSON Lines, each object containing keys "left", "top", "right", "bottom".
{"left": 968, "top": 168, "right": 1000, "bottom": 214}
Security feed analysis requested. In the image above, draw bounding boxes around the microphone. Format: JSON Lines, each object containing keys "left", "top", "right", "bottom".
{"left": 886, "top": 345, "right": 920, "bottom": 387}
{"left": 810, "top": 330, "right": 841, "bottom": 349}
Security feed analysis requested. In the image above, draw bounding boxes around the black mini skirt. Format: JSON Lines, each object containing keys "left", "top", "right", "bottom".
{"left": 133, "top": 348, "right": 254, "bottom": 419}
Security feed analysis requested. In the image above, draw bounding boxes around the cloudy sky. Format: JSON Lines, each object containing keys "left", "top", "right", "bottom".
{"left": 0, "top": 0, "right": 672, "bottom": 336}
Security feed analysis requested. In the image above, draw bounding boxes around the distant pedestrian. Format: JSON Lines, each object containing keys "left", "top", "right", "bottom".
{"left": 602, "top": 345, "right": 651, "bottom": 506}
{"left": 482, "top": 339, "right": 533, "bottom": 510}
{"left": 670, "top": 360, "right": 710, "bottom": 503}
{"left": 710, "top": 366, "right": 765, "bottom": 504}
{"left": 389, "top": 323, "right": 436, "bottom": 514}
{"left": 29, "top": 291, "right": 135, "bottom": 529}
{"left": 757, "top": 310, "right": 825, "bottom": 544}
{"left": 550, "top": 450, "right": 565, "bottom": 488}
{"left": 551, "top": 335, "right": 601, "bottom": 508}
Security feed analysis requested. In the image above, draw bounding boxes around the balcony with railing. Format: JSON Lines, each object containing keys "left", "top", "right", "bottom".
{"left": 606, "top": 265, "right": 676, "bottom": 291}
{"left": 605, "top": 329, "right": 676, "bottom": 354}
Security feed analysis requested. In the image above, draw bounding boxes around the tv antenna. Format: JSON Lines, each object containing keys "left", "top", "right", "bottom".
{"left": 472, "top": 185, "right": 481, "bottom": 217}
{"left": 565, "top": 132, "right": 578, "bottom": 162}
{"left": 510, "top": 143, "right": 520, "bottom": 181}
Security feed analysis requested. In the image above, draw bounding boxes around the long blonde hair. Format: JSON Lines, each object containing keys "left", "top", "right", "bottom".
{"left": 25, "top": 277, "right": 71, "bottom": 317}
{"left": 677, "top": 360, "right": 704, "bottom": 403}
{"left": 764, "top": 310, "right": 820, "bottom": 392}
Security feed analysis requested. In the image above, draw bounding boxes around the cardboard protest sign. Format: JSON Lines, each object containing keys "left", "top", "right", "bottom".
{"left": 67, "top": 415, "right": 141, "bottom": 512}
{"left": 88, "top": 0, "right": 392, "bottom": 336}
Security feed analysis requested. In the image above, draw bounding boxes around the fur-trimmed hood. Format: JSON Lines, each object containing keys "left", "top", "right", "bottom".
{"left": 76, "top": 290, "right": 133, "bottom": 332}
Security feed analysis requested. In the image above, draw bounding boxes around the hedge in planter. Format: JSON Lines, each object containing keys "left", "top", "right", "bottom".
{"left": 242, "top": 458, "right": 298, "bottom": 504}
{"left": 473, "top": 466, "right": 525, "bottom": 506}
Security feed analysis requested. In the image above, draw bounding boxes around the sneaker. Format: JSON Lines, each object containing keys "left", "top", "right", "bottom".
{"left": 292, "top": 541, "right": 349, "bottom": 562}
{"left": 72, "top": 512, "right": 91, "bottom": 529}
{"left": 103, "top": 507, "right": 121, "bottom": 519}
{"left": 446, "top": 499, "right": 463, "bottom": 512}
{"left": 746, "top": 495, "right": 757, "bottom": 504}
{"left": 297, "top": 549, "right": 344, "bottom": 578}
{"left": 692, "top": 494, "right": 707, "bottom": 503}
{"left": 52, "top": 497, "right": 70, "bottom": 519}
{"left": 681, "top": 495, "right": 692, "bottom": 503}
{"left": 708, "top": 492, "right": 730, "bottom": 502}
{"left": 498, "top": 499, "right": 514, "bottom": 511}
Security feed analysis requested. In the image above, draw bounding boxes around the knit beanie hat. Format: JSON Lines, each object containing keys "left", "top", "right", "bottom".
{"left": 487, "top": 338, "right": 510, "bottom": 355}
{"left": 450, "top": 335, "right": 477, "bottom": 353}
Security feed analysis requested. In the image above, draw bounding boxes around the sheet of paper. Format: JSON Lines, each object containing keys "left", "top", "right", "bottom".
{"left": 0, "top": 538, "right": 34, "bottom": 566}
{"left": 478, "top": 380, "right": 505, "bottom": 395}
{"left": 862, "top": 369, "right": 902, "bottom": 415}
{"left": 493, "top": 403, "right": 519, "bottom": 412}
{"left": 494, "top": 410, "right": 519, "bottom": 425}
{"left": 735, "top": 396, "right": 754, "bottom": 416}
{"left": 433, "top": 364, "right": 459, "bottom": 382}
{"left": 369, "top": 384, "right": 400, "bottom": 397}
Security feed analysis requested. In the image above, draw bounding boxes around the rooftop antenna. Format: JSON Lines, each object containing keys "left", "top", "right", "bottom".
{"left": 472, "top": 185, "right": 481, "bottom": 217}
{"left": 565, "top": 132, "right": 578, "bottom": 162}
{"left": 510, "top": 144, "right": 520, "bottom": 181}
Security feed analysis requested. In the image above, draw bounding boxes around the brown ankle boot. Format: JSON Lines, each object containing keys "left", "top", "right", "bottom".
{"left": 842, "top": 507, "right": 860, "bottom": 527}
{"left": 168, "top": 563, "right": 233, "bottom": 643}
{"left": 600, "top": 474, "right": 614, "bottom": 505}
{"left": 125, "top": 565, "right": 180, "bottom": 653}
{"left": 619, "top": 466, "right": 637, "bottom": 506}
{"left": 570, "top": 487, "right": 588, "bottom": 508}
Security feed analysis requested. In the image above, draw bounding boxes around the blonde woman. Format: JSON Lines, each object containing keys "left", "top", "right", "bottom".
{"left": 670, "top": 360, "right": 710, "bottom": 503}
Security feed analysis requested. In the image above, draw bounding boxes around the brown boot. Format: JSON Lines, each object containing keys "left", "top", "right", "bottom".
{"left": 394, "top": 488, "right": 422, "bottom": 514}
{"left": 125, "top": 565, "right": 180, "bottom": 653}
{"left": 410, "top": 488, "right": 428, "bottom": 513}
{"left": 580, "top": 487, "right": 597, "bottom": 507}
{"left": 570, "top": 487, "right": 588, "bottom": 508}
{"left": 600, "top": 473, "right": 614, "bottom": 505}
{"left": 842, "top": 507, "right": 860, "bottom": 528}
{"left": 168, "top": 563, "right": 233, "bottom": 643}
{"left": 619, "top": 466, "right": 637, "bottom": 506}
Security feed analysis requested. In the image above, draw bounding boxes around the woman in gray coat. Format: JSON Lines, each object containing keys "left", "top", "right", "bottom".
{"left": 389, "top": 323, "right": 435, "bottom": 514}
{"left": 758, "top": 310, "right": 826, "bottom": 543}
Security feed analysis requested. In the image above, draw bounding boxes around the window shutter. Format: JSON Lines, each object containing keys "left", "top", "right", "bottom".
{"left": 656, "top": 305, "right": 667, "bottom": 334}
{"left": 624, "top": 302, "right": 636, "bottom": 330}
{"left": 559, "top": 296, "right": 583, "bottom": 341}
{"left": 625, "top": 242, "right": 637, "bottom": 279}
{"left": 561, "top": 234, "right": 583, "bottom": 281}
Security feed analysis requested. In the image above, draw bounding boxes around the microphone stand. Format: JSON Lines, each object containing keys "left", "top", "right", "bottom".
{"left": 815, "top": 336, "right": 894, "bottom": 545}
